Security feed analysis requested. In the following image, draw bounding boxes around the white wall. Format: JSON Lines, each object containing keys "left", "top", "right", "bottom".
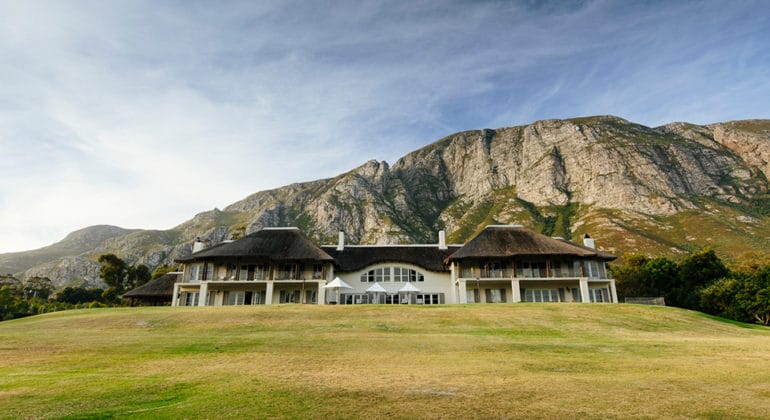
{"left": 336, "top": 263, "right": 454, "bottom": 303}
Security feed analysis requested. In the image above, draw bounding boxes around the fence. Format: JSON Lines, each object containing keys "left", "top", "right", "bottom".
{"left": 625, "top": 297, "right": 666, "bottom": 306}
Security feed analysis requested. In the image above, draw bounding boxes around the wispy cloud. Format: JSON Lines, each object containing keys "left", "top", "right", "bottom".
{"left": 1, "top": 0, "right": 768, "bottom": 253}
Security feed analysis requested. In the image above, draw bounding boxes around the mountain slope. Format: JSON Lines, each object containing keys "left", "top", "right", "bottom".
{"left": 2, "top": 116, "right": 769, "bottom": 286}
{"left": 0, "top": 226, "right": 135, "bottom": 275}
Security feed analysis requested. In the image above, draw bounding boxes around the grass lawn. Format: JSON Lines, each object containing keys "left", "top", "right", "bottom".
{"left": 1, "top": 304, "right": 769, "bottom": 419}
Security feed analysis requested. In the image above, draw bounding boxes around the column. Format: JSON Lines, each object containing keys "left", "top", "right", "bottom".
{"left": 458, "top": 280, "right": 467, "bottom": 304}
{"left": 172, "top": 283, "right": 180, "bottom": 307}
{"left": 198, "top": 282, "right": 208, "bottom": 307}
{"left": 317, "top": 282, "right": 326, "bottom": 305}
{"left": 449, "top": 262, "right": 458, "bottom": 304}
{"left": 511, "top": 279, "right": 521, "bottom": 303}
{"left": 265, "top": 281, "right": 274, "bottom": 305}
{"left": 579, "top": 278, "right": 590, "bottom": 303}
{"left": 609, "top": 280, "right": 619, "bottom": 304}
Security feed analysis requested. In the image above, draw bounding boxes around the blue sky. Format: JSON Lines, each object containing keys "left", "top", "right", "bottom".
{"left": 1, "top": 0, "right": 768, "bottom": 253}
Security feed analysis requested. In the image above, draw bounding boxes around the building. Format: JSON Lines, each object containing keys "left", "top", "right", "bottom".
{"left": 122, "top": 272, "right": 180, "bottom": 306}
{"left": 170, "top": 225, "right": 617, "bottom": 306}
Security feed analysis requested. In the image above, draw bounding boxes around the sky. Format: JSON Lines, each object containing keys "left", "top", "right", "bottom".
{"left": 1, "top": 0, "right": 769, "bottom": 253}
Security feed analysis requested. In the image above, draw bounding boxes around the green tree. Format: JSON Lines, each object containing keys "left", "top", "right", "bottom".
{"left": 612, "top": 255, "right": 649, "bottom": 299}
{"left": 98, "top": 254, "right": 129, "bottom": 293}
{"left": 22, "top": 276, "right": 54, "bottom": 300}
{"left": 128, "top": 265, "right": 151, "bottom": 289}
{"left": 736, "top": 266, "right": 770, "bottom": 325}
{"left": 0, "top": 286, "right": 16, "bottom": 320}
{"left": 699, "top": 277, "right": 745, "bottom": 321}
{"left": 643, "top": 257, "right": 679, "bottom": 298}
{"left": 613, "top": 255, "right": 677, "bottom": 300}
{"left": 672, "top": 248, "right": 729, "bottom": 310}
{"left": 56, "top": 287, "right": 104, "bottom": 304}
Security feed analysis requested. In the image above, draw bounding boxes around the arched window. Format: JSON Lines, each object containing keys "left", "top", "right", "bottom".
{"left": 360, "top": 266, "right": 425, "bottom": 282}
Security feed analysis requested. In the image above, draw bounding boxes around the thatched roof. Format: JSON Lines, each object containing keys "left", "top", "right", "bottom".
{"left": 323, "top": 245, "right": 461, "bottom": 273}
{"left": 176, "top": 228, "right": 334, "bottom": 263}
{"left": 123, "top": 272, "right": 180, "bottom": 298}
{"left": 447, "top": 225, "right": 616, "bottom": 261}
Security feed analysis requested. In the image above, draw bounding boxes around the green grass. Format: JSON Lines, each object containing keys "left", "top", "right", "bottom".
{"left": 1, "top": 305, "right": 769, "bottom": 419}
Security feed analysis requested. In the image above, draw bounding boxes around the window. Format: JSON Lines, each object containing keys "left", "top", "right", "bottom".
{"left": 225, "top": 291, "right": 245, "bottom": 305}
{"left": 183, "top": 292, "right": 199, "bottom": 306}
{"left": 312, "top": 264, "right": 325, "bottom": 280}
{"left": 466, "top": 288, "right": 479, "bottom": 303}
{"left": 251, "top": 291, "right": 266, "bottom": 305}
{"left": 485, "top": 288, "right": 507, "bottom": 303}
{"left": 187, "top": 265, "right": 201, "bottom": 282}
{"left": 202, "top": 262, "right": 215, "bottom": 280}
{"left": 552, "top": 260, "right": 579, "bottom": 278}
{"left": 523, "top": 289, "right": 559, "bottom": 302}
{"left": 516, "top": 262, "right": 547, "bottom": 278}
{"left": 279, "top": 290, "right": 300, "bottom": 303}
{"left": 239, "top": 265, "right": 249, "bottom": 280}
{"left": 255, "top": 264, "right": 269, "bottom": 280}
{"left": 415, "top": 293, "right": 443, "bottom": 304}
{"left": 225, "top": 264, "right": 237, "bottom": 280}
{"left": 361, "top": 266, "right": 424, "bottom": 283}
{"left": 585, "top": 261, "right": 599, "bottom": 279}
{"left": 375, "top": 267, "right": 390, "bottom": 282}
{"left": 482, "top": 262, "right": 505, "bottom": 278}
{"left": 589, "top": 287, "right": 610, "bottom": 302}
{"left": 341, "top": 293, "right": 369, "bottom": 305}
{"left": 277, "top": 264, "right": 299, "bottom": 280}
{"left": 305, "top": 290, "right": 317, "bottom": 304}
{"left": 571, "top": 288, "right": 582, "bottom": 303}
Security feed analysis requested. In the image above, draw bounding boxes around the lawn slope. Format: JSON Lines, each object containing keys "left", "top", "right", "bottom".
{"left": 1, "top": 305, "right": 769, "bottom": 419}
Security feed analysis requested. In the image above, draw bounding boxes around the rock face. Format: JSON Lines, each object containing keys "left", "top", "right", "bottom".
{"left": 2, "top": 116, "right": 769, "bottom": 286}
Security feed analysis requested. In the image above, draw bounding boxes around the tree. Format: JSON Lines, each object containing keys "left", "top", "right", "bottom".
{"left": 98, "top": 254, "right": 129, "bottom": 292}
{"left": 699, "top": 277, "right": 745, "bottom": 321}
{"left": 613, "top": 255, "right": 677, "bottom": 300}
{"left": 671, "top": 248, "right": 729, "bottom": 310}
{"left": 643, "top": 257, "right": 679, "bottom": 298}
{"left": 128, "top": 265, "right": 151, "bottom": 289}
{"left": 735, "top": 266, "right": 770, "bottom": 325}
{"left": 22, "top": 276, "right": 54, "bottom": 300}
{"left": 56, "top": 286, "right": 104, "bottom": 304}
{"left": 97, "top": 254, "right": 154, "bottom": 303}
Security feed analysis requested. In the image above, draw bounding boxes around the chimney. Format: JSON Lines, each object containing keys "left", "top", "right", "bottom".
{"left": 583, "top": 234, "right": 595, "bottom": 249}
{"left": 438, "top": 230, "right": 447, "bottom": 250}
{"left": 192, "top": 237, "right": 206, "bottom": 253}
{"left": 337, "top": 231, "right": 345, "bottom": 251}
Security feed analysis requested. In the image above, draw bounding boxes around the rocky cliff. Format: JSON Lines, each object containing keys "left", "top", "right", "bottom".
{"left": 3, "top": 116, "right": 769, "bottom": 287}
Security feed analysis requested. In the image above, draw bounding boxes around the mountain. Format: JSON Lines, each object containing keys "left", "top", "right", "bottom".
{"left": 2, "top": 116, "right": 769, "bottom": 287}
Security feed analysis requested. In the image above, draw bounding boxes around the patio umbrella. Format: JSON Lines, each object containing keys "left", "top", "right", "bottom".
{"left": 398, "top": 282, "right": 420, "bottom": 304}
{"left": 323, "top": 277, "right": 352, "bottom": 304}
{"left": 365, "top": 282, "right": 386, "bottom": 304}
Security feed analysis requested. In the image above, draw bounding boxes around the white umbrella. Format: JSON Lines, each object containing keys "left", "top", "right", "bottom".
{"left": 324, "top": 277, "right": 353, "bottom": 289}
{"left": 323, "top": 277, "right": 352, "bottom": 304}
{"left": 366, "top": 283, "right": 386, "bottom": 304}
{"left": 398, "top": 282, "right": 420, "bottom": 304}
